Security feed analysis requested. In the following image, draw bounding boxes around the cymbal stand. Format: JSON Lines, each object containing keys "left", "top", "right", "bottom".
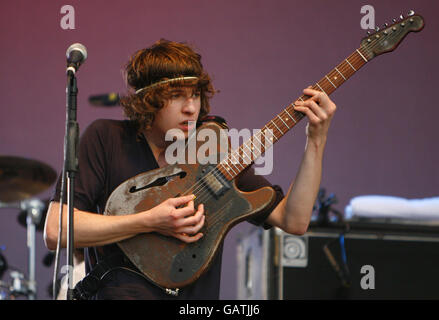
{"left": 0, "top": 199, "right": 44, "bottom": 299}
{"left": 21, "top": 199, "right": 45, "bottom": 299}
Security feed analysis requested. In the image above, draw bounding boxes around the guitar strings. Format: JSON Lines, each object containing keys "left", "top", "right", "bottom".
{"left": 183, "top": 60, "right": 353, "bottom": 228}
{"left": 186, "top": 48, "right": 367, "bottom": 208}
{"left": 186, "top": 44, "right": 358, "bottom": 200}
{"left": 207, "top": 20, "right": 414, "bottom": 232}
{"left": 172, "top": 25, "right": 404, "bottom": 225}
{"left": 186, "top": 47, "right": 368, "bottom": 201}
{"left": 179, "top": 41, "right": 374, "bottom": 212}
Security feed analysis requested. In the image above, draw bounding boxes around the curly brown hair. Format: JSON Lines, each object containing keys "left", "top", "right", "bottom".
{"left": 120, "top": 39, "right": 216, "bottom": 133}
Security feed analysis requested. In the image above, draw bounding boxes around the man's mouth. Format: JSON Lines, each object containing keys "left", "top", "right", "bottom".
{"left": 179, "top": 120, "right": 196, "bottom": 131}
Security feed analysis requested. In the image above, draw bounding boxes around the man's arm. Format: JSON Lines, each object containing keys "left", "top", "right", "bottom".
{"left": 266, "top": 87, "right": 336, "bottom": 234}
{"left": 44, "top": 195, "right": 205, "bottom": 250}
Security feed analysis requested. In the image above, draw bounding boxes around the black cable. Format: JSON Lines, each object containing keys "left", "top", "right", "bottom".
{"left": 316, "top": 188, "right": 352, "bottom": 287}
{"left": 53, "top": 167, "right": 66, "bottom": 299}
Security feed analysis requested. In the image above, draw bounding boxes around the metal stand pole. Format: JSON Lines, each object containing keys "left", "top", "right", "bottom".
{"left": 26, "top": 213, "right": 36, "bottom": 299}
{"left": 23, "top": 199, "right": 44, "bottom": 299}
{"left": 65, "top": 71, "right": 79, "bottom": 300}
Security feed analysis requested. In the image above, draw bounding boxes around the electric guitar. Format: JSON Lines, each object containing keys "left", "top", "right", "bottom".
{"left": 104, "top": 12, "right": 424, "bottom": 291}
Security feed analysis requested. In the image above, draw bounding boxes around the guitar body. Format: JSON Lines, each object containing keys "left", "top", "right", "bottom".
{"left": 104, "top": 122, "right": 277, "bottom": 289}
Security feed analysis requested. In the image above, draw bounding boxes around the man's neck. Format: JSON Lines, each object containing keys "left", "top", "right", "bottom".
{"left": 143, "top": 129, "right": 170, "bottom": 167}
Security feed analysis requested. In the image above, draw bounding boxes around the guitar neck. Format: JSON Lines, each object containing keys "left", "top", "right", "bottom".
{"left": 217, "top": 47, "right": 369, "bottom": 180}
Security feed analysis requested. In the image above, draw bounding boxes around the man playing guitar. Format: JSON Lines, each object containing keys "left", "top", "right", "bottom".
{"left": 44, "top": 39, "right": 336, "bottom": 299}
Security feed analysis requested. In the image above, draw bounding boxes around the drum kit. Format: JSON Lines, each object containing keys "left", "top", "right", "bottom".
{"left": 0, "top": 155, "right": 57, "bottom": 300}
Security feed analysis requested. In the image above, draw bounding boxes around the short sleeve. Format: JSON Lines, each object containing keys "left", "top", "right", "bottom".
{"left": 236, "top": 166, "right": 285, "bottom": 229}
{"left": 51, "top": 120, "right": 108, "bottom": 213}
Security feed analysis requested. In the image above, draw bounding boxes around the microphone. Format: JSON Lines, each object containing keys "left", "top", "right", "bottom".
{"left": 66, "top": 43, "right": 87, "bottom": 74}
{"left": 88, "top": 93, "right": 120, "bottom": 106}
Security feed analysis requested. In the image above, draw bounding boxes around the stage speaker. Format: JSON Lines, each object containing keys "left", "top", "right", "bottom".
{"left": 237, "top": 222, "right": 439, "bottom": 299}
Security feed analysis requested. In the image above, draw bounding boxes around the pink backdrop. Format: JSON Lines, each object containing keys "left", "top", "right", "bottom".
{"left": 0, "top": 0, "right": 438, "bottom": 299}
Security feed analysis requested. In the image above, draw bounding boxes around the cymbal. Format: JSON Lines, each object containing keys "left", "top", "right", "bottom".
{"left": 0, "top": 156, "right": 57, "bottom": 203}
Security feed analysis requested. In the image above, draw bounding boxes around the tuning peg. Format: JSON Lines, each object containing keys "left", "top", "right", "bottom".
{"left": 392, "top": 18, "right": 397, "bottom": 23}
{"left": 367, "top": 30, "right": 372, "bottom": 35}
{"left": 408, "top": 10, "right": 415, "bottom": 16}
{"left": 400, "top": 14, "right": 404, "bottom": 20}
{"left": 375, "top": 26, "right": 380, "bottom": 31}
{"left": 383, "top": 23, "right": 389, "bottom": 28}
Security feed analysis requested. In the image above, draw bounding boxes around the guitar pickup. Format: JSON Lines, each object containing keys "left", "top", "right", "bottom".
{"left": 199, "top": 166, "right": 230, "bottom": 199}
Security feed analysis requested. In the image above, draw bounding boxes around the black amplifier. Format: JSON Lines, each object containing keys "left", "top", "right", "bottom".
{"left": 236, "top": 220, "right": 439, "bottom": 299}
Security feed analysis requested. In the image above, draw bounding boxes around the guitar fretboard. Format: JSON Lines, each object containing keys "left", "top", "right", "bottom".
{"left": 217, "top": 47, "right": 369, "bottom": 180}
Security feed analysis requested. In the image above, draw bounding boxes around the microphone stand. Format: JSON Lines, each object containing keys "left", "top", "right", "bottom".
{"left": 64, "top": 70, "right": 79, "bottom": 300}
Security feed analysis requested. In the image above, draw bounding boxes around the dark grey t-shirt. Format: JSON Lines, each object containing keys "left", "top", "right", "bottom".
{"left": 52, "top": 118, "right": 284, "bottom": 299}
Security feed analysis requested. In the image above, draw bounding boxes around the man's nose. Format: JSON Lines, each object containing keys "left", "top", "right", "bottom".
{"left": 182, "top": 96, "right": 197, "bottom": 113}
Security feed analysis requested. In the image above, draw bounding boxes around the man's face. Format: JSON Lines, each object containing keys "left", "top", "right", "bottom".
{"left": 152, "top": 86, "right": 201, "bottom": 139}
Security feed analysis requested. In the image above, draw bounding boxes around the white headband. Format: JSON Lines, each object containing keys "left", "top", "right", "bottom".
{"left": 135, "top": 76, "right": 199, "bottom": 94}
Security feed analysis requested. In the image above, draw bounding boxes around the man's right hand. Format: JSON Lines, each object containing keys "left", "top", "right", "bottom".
{"left": 142, "top": 194, "right": 205, "bottom": 243}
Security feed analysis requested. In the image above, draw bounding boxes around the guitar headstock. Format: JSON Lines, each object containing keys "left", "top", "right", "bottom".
{"left": 360, "top": 10, "right": 424, "bottom": 60}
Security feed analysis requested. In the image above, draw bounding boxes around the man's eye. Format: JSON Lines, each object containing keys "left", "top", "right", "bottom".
{"left": 170, "top": 91, "right": 199, "bottom": 99}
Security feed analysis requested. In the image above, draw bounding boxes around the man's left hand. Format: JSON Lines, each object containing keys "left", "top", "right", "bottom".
{"left": 293, "top": 87, "right": 337, "bottom": 147}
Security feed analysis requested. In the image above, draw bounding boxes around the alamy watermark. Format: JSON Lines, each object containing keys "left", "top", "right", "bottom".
{"left": 360, "top": 5, "right": 375, "bottom": 30}
{"left": 164, "top": 121, "right": 274, "bottom": 175}
{"left": 60, "top": 5, "right": 75, "bottom": 30}
{"left": 360, "top": 265, "right": 375, "bottom": 290}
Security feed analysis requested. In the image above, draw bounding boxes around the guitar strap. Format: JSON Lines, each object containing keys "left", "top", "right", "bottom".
{"left": 198, "top": 115, "right": 228, "bottom": 129}
{"left": 72, "top": 251, "right": 127, "bottom": 300}
{"left": 73, "top": 251, "right": 181, "bottom": 299}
